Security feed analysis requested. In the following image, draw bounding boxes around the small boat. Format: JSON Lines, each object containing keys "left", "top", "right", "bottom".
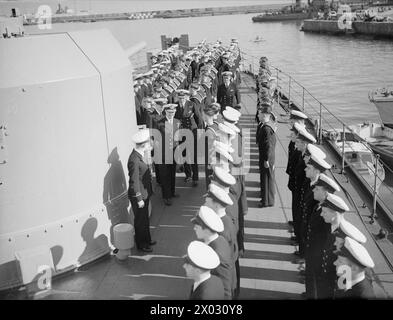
{"left": 253, "top": 36, "right": 264, "bottom": 42}
{"left": 323, "top": 128, "right": 386, "bottom": 192}
{"left": 369, "top": 87, "right": 393, "bottom": 129}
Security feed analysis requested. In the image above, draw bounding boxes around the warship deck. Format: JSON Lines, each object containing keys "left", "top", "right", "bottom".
{"left": 2, "top": 73, "right": 393, "bottom": 300}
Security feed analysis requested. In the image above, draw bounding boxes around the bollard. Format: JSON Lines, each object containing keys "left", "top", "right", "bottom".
{"left": 113, "top": 223, "right": 134, "bottom": 260}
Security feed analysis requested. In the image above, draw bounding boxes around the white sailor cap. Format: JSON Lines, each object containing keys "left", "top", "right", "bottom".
{"left": 211, "top": 166, "right": 236, "bottom": 187}
{"left": 307, "top": 152, "right": 331, "bottom": 172}
{"left": 184, "top": 241, "right": 220, "bottom": 270}
{"left": 153, "top": 98, "right": 167, "bottom": 104}
{"left": 218, "top": 122, "right": 236, "bottom": 136}
{"left": 222, "top": 71, "right": 233, "bottom": 77}
{"left": 291, "top": 122, "right": 306, "bottom": 134}
{"left": 335, "top": 219, "right": 367, "bottom": 244}
{"left": 163, "top": 104, "right": 177, "bottom": 113}
{"left": 176, "top": 89, "right": 190, "bottom": 97}
{"left": 205, "top": 183, "right": 233, "bottom": 207}
{"left": 226, "top": 106, "right": 241, "bottom": 117}
{"left": 223, "top": 121, "right": 240, "bottom": 134}
{"left": 321, "top": 193, "right": 350, "bottom": 213}
{"left": 191, "top": 206, "right": 224, "bottom": 233}
{"left": 296, "top": 127, "right": 317, "bottom": 144}
{"left": 306, "top": 144, "right": 326, "bottom": 159}
{"left": 132, "top": 129, "right": 150, "bottom": 145}
{"left": 290, "top": 110, "right": 308, "bottom": 120}
{"left": 314, "top": 173, "right": 340, "bottom": 193}
{"left": 214, "top": 143, "right": 234, "bottom": 163}
{"left": 223, "top": 108, "right": 241, "bottom": 123}
{"left": 213, "top": 140, "right": 234, "bottom": 154}
{"left": 336, "top": 237, "right": 374, "bottom": 269}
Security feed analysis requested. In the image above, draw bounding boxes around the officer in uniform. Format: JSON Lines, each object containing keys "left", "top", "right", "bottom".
{"left": 189, "top": 82, "right": 205, "bottom": 129}
{"left": 286, "top": 111, "right": 308, "bottom": 229}
{"left": 175, "top": 89, "right": 200, "bottom": 186}
{"left": 191, "top": 206, "right": 233, "bottom": 300}
{"left": 183, "top": 241, "right": 225, "bottom": 300}
{"left": 310, "top": 173, "right": 340, "bottom": 298}
{"left": 203, "top": 183, "right": 238, "bottom": 298}
{"left": 334, "top": 237, "right": 375, "bottom": 299}
{"left": 200, "top": 103, "right": 221, "bottom": 188}
{"left": 292, "top": 125, "right": 317, "bottom": 260}
{"left": 301, "top": 149, "right": 331, "bottom": 298}
{"left": 217, "top": 71, "right": 241, "bottom": 113}
{"left": 256, "top": 104, "right": 277, "bottom": 208}
{"left": 127, "top": 129, "right": 156, "bottom": 253}
{"left": 156, "top": 104, "right": 181, "bottom": 206}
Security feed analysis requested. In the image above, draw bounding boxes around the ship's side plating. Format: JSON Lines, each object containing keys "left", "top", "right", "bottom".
{"left": 0, "top": 29, "right": 138, "bottom": 291}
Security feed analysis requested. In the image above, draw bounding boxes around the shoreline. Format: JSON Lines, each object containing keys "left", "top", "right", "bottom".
{"left": 20, "top": 4, "right": 288, "bottom": 25}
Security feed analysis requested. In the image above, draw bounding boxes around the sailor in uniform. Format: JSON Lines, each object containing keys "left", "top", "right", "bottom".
{"left": 301, "top": 148, "right": 331, "bottom": 298}
{"left": 319, "top": 193, "right": 350, "bottom": 295}
{"left": 191, "top": 205, "right": 233, "bottom": 300}
{"left": 286, "top": 111, "right": 308, "bottom": 228}
{"left": 310, "top": 173, "right": 341, "bottom": 298}
{"left": 188, "top": 82, "right": 205, "bottom": 129}
{"left": 217, "top": 71, "right": 241, "bottom": 113}
{"left": 292, "top": 125, "right": 317, "bottom": 260}
{"left": 183, "top": 241, "right": 225, "bottom": 300}
{"left": 334, "top": 237, "right": 376, "bottom": 299}
{"left": 256, "top": 104, "right": 277, "bottom": 208}
{"left": 127, "top": 129, "right": 156, "bottom": 253}
{"left": 201, "top": 103, "right": 221, "bottom": 188}
{"left": 156, "top": 104, "right": 181, "bottom": 206}
{"left": 203, "top": 183, "right": 238, "bottom": 298}
{"left": 175, "top": 89, "right": 200, "bottom": 186}
{"left": 221, "top": 107, "right": 247, "bottom": 298}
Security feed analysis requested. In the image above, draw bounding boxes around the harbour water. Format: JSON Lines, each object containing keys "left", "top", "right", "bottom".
{"left": 15, "top": 11, "right": 393, "bottom": 127}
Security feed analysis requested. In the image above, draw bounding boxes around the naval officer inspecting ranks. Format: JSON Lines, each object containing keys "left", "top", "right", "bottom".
{"left": 127, "top": 129, "right": 156, "bottom": 253}
{"left": 127, "top": 42, "right": 382, "bottom": 300}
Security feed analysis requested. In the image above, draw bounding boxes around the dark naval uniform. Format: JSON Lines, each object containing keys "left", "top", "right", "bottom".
{"left": 217, "top": 82, "right": 240, "bottom": 112}
{"left": 127, "top": 149, "right": 153, "bottom": 250}
{"left": 338, "top": 277, "right": 375, "bottom": 299}
{"left": 256, "top": 121, "right": 276, "bottom": 207}
{"left": 204, "top": 121, "right": 219, "bottom": 188}
{"left": 189, "top": 275, "right": 225, "bottom": 300}
{"left": 304, "top": 204, "right": 330, "bottom": 299}
{"left": 175, "top": 100, "right": 200, "bottom": 182}
{"left": 209, "top": 235, "right": 234, "bottom": 300}
{"left": 219, "top": 213, "right": 238, "bottom": 297}
{"left": 156, "top": 117, "right": 181, "bottom": 199}
{"left": 299, "top": 179, "right": 318, "bottom": 260}
{"left": 292, "top": 153, "right": 306, "bottom": 246}
{"left": 286, "top": 140, "right": 300, "bottom": 226}
{"left": 318, "top": 232, "right": 338, "bottom": 299}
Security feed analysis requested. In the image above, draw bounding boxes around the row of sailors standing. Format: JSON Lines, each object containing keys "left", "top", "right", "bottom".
{"left": 134, "top": 39, "right": 242, "bottom": 126}
{"left": 286, "top": 109, "right": 376, "bottom": 299}
{"left": 128, "top": 40, "right": 248, "bottom": 299}
{"left": 184, "top": 103, "right": 248, "bottom": 300}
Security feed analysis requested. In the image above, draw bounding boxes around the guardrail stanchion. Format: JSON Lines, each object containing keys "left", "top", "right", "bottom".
{"left": 288, "top": 76, "right": 291, "bottom": 110}
{"left": 371, "top": 154, "right": 380, "bottom": 224}
{"left": 341, "top": 124, "right": 345, "bottom": 174}
{"left": 318, "top": 103, "right": 323, "bottom": 144}
{"left": 302, "top": 87, "right": 305, "bottom": 112}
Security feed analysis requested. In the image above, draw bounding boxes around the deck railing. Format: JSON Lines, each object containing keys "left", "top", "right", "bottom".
{"left": 240, "top": 51, "right": 393, "bottom": 225}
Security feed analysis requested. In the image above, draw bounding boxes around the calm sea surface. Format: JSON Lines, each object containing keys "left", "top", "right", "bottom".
{"left": 2, "top": 1, "right": 393, "bottom": 125}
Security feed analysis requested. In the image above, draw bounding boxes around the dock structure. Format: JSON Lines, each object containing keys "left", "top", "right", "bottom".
{"left": 2, "top": 73, "right": 393, "bottom": 300}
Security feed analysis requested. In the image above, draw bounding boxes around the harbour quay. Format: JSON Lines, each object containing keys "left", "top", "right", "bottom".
{"left": 302, "top": 19, "right": 393, "bottom": 37}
